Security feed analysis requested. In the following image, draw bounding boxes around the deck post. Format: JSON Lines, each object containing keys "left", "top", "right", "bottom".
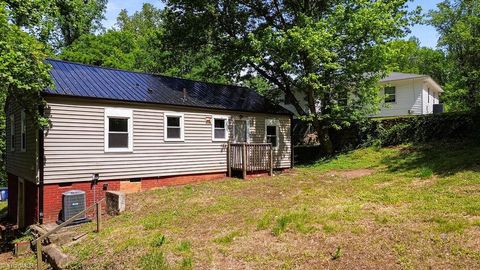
{"left": 269, "top": 144, "right": 273, "bottom": 176}
{"left": 36, "top": 240, "right": 42, "bottom": 270}
{"left": 96, "top": 201, "right": 101, "bottom": 233}
{"left": 227, "top": 142, "right": 231, "bottom": 177}
{"left": 242, "top": 144, "right": 247, "bottom": 179}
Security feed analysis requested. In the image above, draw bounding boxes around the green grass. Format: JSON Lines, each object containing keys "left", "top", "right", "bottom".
{"left": 54, "top": 140, "right": 480, "bottom": 269}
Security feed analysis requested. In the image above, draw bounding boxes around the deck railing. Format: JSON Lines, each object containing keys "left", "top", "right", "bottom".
{"left": 227, "top": 143, "right": 273, "bottom": 179}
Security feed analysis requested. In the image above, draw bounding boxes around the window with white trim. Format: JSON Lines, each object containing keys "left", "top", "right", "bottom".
{"left": 10, "top": 114, "right": 15, "bottom": 152}
{"left": 212, "top": 116, "right": 229, "bottom": 141}
{"left": 164, "top": 113, "right": 184, "bottom": 141}
{"left": 265, "top": 119, "right": 279, "bottom": 148}
{"left": 104, "top": 108, "right": 133, "bottom": 152}
{"left": 21, "top": 110, "right": 26, "bottom": 152}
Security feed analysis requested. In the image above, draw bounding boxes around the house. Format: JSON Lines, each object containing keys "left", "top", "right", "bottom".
{"left": 281, "top": 72, "right": 444, "bottom": 118}
{"left": 6, "top": 59, "right": 292, "bottom": 227}
{"left": 376, "top": 72, "right": 444, "bottom": 117}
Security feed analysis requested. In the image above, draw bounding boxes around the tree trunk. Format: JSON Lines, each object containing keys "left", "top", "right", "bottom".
{"left": 312, "top": 118, "right": 334, "bottom": 154}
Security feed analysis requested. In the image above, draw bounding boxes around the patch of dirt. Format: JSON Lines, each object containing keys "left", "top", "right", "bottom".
{"left": 327, "top": 169, "right": 376, "bottom": 179}
{"left": 410, "top": 177, "right": 437, "bottom": 189}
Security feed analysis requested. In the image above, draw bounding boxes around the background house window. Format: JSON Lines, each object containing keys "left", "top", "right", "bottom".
{"left": 21, "top": 111, "right": 26, "bottom": 152}
{"left": 165, "top": 113, "right": 184, "bottom": 141}
{"left": 212, "top": 116, "right": 228, "bottom": 141}
{"left": 10, "top": 114, "right": 15, "bottom": 152}
{"left": 384, "top": 86, "right": 396, "bottom": 103}
{"left": 104, "top": 108, "right": 133, "bottom": 152}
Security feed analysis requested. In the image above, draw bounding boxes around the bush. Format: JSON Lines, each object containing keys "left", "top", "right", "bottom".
{"left": 371, "top": 111, "right": 480, "bottom": 146}
{"left": 293, "top": 111, "right": 480, "bottom": 164}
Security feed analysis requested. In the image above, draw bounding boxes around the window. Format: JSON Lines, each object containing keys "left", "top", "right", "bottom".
{"left": 20, "top": 111, "right": 26, "bottom": 152}
{"left": 212, "top": 116, "right": 229, "bottom": 141}
{"left": 10, "top": 114, "right": 15, "bottom": 152}
{"left": 104, "top": 108, "right": 133, "bottom": 152}
{"left": 265, "top": 119, "right": 280, "bottom": 148}
{"left": 164, "top": 113, "right": 184, "bottom": 141}
{"left": 384, "top": 86, "right": 396, "bottom": 103}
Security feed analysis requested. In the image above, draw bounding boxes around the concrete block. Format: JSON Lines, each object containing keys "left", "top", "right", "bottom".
{"left": 106, "top": 191, "right": 125, "bottom": 216}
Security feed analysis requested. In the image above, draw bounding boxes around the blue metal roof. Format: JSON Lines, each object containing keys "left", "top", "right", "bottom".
{"left": 44, "top": 59, "right": 291, "bottom": 115}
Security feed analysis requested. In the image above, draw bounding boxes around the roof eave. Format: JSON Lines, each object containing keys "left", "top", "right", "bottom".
{"left": 41, "top": 92, "right": 293, "bottom": 116}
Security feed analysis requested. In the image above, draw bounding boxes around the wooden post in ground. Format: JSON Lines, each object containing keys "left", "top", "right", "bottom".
{"left": 242, "top": 144, "right": 247, "bottom": 179}
{"left": 36, "top": 240, "right": 42, "bottom": 270}
{"left": 96, "top": 201, "right": 101, "bottom": 233}
{"left": 269, "top": 144, "right": 273, "bottom": 176}
{"left": 227, "top": 142, "right": 231, "bottom": 177}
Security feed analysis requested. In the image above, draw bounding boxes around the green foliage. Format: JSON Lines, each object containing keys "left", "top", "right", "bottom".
{"left": 370, "top": 112, "right": 480, "bottom": 146}
{"left": 387, "top": 38, "right": 450, "bottom": 86}
{"left": 430, "top": 0, "right": 480, "bottom": 111}
{"left": 5, "top": 0, "right": 107, "bottom": 48}
{"left": 0, "top": 2, "right": 52, "bottom": 182}
{"left": 163, "top": 0, "right": 416, "bottom": 153}
{"left": 60, "top": 30, "right": 141, "bottom": 69}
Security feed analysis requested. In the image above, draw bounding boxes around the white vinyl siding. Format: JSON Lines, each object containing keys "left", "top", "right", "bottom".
{"left": 6, "top": 102, "right": 38, "bottom": 183}
{"left": 42, "top": 97, "right": 291, "bottom": 184}
{"left": 376, "top": 79, "right": 424, "bottom": 117}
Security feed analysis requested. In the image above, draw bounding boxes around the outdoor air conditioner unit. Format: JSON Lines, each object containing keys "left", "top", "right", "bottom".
{"left": 62, "top": 190, "right": 86, "bottom": 222}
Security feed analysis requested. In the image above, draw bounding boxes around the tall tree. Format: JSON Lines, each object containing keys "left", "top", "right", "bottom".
{"left": 0, "top": 2, "right": 52, "bottom": 182}
{"left": 61, "top": 3, "right": 232, "bottom": 84}
{"left": 430, "top": 0, "right": 480, "bottom": 111}
{"left": 163, "top": 0, "right": 414, "bottom": 152}
{"left": 388, "top": 38, "right": 450, "bottom": 86}
{"left": 5, "top": 0, "right": 107, "bottom": 49}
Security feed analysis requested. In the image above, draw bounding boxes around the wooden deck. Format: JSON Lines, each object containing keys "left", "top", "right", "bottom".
{"left": 227, "top": 143, "right": 273, "bottom": 179}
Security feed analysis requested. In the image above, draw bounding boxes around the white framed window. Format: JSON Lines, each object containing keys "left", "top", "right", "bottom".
{"left": 384, "top": 86, "right": 396, "bottom": 103}
{"left": 164, "top": 112, "right": 184, "bottom": 141}
{"left": 104, "top": 108, "right": 133, "bottom": 152}
{"left": 265, "top": 119, "right": 280, "bottom": 148}
{"left": 233, "top": 119, "right": 250, "bottom": 143}
{"left": 10, "top": 114, "right": 15, "bottom": 152}
{"left": 212, "top": 115, "right": 229, "bottom": 141}
{"left": 20, "top": 110, "right": 26, "bottom": 152}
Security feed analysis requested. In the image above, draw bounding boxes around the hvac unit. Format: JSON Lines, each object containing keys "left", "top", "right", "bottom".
{"left": 62, "top": 190, "right": 86, "bottom": 222}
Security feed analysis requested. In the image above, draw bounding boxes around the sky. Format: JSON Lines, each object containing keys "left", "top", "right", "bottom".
{"left": 103, "top": 0, "right": 443, "bottom": 48}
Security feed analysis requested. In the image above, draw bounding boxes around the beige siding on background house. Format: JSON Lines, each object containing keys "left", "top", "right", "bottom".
{"left": 5, "top": 101, "right": 38, "bottom": 183}
{"left": 43, "top": 97, "right": 291, "bottom": 184}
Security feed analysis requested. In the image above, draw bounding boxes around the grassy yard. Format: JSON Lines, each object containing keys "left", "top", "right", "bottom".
{"left": 52, "top": 141, "right": 480, "bottom": 268}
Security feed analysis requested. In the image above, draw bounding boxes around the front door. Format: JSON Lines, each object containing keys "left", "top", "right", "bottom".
{"left": 17, "top": 178, "right": 25, "bottom": 228}
{"left": 234, "top": 120, "right": 248, "bottom": 143}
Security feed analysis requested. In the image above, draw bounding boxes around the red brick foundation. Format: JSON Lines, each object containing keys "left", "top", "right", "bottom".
{"left": 40, "top": 172, "right": 227, "bottom": 224}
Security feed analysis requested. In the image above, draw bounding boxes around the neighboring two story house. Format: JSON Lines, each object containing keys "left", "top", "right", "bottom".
{"left": 281, "top": 72, "right": 444, "bottom": 118}
{"left": 377, "top": 72, "right": 444, "bottom": 117}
